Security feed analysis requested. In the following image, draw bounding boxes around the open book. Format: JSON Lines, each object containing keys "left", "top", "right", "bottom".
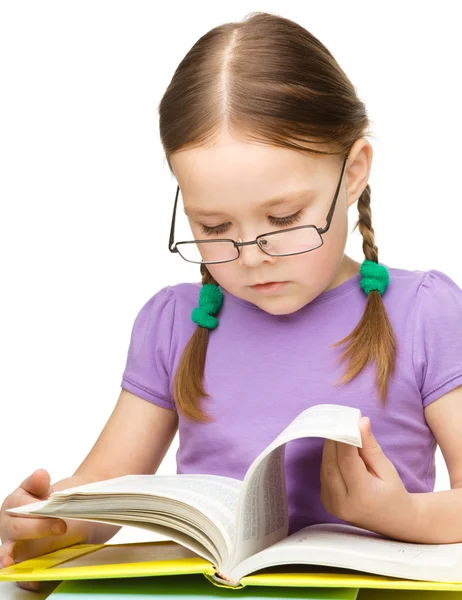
{"left": 8, "top": 404, "right": 462, "bottom": 588}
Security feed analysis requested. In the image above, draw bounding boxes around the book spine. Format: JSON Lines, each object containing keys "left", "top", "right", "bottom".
{"left": 202, "top": 572, "right": 243, "bottom": 589}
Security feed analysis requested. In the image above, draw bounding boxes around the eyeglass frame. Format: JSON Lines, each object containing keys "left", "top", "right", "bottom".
{"left": 168, "top": 152, "right": 349, "bottom": 265}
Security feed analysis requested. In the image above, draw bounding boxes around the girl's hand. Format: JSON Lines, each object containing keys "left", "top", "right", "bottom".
{"left": 0, "top": 469, "right": 82, "bottom": 593}
{"left": 320, "top": 416, "right": 416, "bottom": 538}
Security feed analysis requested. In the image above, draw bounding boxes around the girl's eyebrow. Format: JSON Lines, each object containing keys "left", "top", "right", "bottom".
{"left": 184, "top": 188, "right": 314, "bottom": 218}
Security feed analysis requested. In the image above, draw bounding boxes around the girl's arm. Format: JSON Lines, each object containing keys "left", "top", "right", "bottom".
{"left": 70, "top": 388, "right": 179, "bottom": 544}
{"left": 407, "top": 384, "right": 462, "bottom": 544}
{"left": 73, "top": 388, "right": 178, "bottom": 483}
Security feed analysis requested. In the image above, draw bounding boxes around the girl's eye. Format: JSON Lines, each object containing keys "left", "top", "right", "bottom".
{"left": 200, "top": 222, "right": 231, "bottom": 236}
{"left": 269, "top": 210, "right": 303, "bottom": 227}
{"left": 200, "top": 210, "right": 304, "bottom": 236}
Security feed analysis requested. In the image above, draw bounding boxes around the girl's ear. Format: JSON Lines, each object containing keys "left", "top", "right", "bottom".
{"left": 345, "top": 138, "right": 373, "bottom": 208}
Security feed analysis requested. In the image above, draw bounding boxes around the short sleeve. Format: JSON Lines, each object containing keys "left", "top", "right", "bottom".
{"left": 413, "top": 269, "right": 462, "bottom": 407}
{"left": 120, "top": 286, "right": 177, "bottom": 411}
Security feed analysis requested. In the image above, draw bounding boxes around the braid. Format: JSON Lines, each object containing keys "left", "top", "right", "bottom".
{"left": 355, "top": 185, "right": 378, "bottom": 262}
{"left": 331, "top": 183, "right": 397, "bottom": 405}
{"left": 200, "top": 263, "right": 219, "bottom": 286}
{"left": 173, "top": 265, "right": 218, "bottom": 422}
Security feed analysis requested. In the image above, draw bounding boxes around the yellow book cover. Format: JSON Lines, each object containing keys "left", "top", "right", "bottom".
{"left": 1, "top": 539, "right": 462, "bottom": 593}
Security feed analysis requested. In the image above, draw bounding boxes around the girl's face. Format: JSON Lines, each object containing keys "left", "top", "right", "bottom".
{"left": 170, "top": 130, "right": 371, "bottom": 315}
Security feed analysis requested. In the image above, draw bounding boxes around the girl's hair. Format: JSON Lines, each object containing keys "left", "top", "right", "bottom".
{"left": 158, "top": 11, "right": 397, "bottom": 422}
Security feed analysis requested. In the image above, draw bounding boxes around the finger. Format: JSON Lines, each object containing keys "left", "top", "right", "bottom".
{"left": 4, "top": 536, "right": 61, "bottom": 565}
{"left": 1, "top": 538, "right": 59, "bottom": 593}
{"left": 358, "top": 417, "right": 394, "bottom": 479}
{"left": 1, "top": 555, "right": 14, "bottom": 569}
{"left": 18, "top": 469, "right": 53, "bottom": 499}
{"left": 4, "top": 516, "right": 67, "bottom": 541}
{"left": 0, "top": 541, "right": 15, "bottom": 568}
{"left": 336, "top": 441, "right": 368, "bottom": 491}
{"left": 321, "top": 439, "right": 347, "bottom": 498}
{"left": 17, "top": 580, "right": 41, "bottom": 592}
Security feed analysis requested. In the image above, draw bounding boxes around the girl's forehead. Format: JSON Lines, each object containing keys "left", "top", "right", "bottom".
{"left": 171, "top": 142, "right": 331, "bottom": 200}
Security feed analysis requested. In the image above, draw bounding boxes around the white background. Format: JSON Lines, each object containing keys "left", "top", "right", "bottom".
{"left": 1, "top": 1, "right": 461, "bottom": 598}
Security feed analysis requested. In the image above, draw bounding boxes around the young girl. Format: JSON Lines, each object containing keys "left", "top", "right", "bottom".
{"left": 2, "top": 11, "right": 462, "bottom": 593}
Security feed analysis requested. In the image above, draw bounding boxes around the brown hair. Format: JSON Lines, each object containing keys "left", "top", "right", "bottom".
{"left": 158, "top": 11, "right": 397, "bottom": 422}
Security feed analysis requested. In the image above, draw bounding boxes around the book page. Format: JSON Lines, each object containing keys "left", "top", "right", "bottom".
{"left": 228, "top": 523, "right": 462, "bottom": 585}
{"left": 229, "top": 405, "right": 362, "bottom": 571}
{"left": 267, "top": 404, "right": 363, "bottom": 449}
{"left": 57, "top": 517, "right": 216, "bottom": 565}
{"left": 8, "top": 473, "right": 242, "bottom": 571}
{"left": 52, "top": 539, "right": 203, "bottom": 569}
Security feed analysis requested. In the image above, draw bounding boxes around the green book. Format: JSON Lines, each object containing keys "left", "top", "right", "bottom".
{"left": 50, "top": 574, "right": 358, "bottom": 599}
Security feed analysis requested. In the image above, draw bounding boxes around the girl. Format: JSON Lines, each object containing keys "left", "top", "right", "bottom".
{"left": 2, "top": 11, "right": 462, "bottom": 593}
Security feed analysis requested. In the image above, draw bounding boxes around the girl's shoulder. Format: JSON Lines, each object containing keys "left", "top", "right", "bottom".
{"left": 388, "top": 265, "right": 462, "bottom": 407}
{"left": 136, "top": 282, "right": 202, "bottom": 313}
{"left": 381, "top": 264, "right": 462, "bottom": 306}
{"left": 167, "top": 281, "right": 202, "bottom": 303}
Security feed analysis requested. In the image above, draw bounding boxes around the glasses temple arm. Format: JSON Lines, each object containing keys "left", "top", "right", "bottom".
{"left": 318, "top": 155, "right": 349, "bottom": 235}
{"left": 169, "top": 186, "right": 180, "bottom": 252}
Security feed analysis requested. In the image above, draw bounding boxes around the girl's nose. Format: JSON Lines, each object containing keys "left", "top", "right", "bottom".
{"left": 237, "top": 237, "right": 276, "bottom": 268}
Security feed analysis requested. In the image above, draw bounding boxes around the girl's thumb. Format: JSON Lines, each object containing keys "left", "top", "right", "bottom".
{"left": 358, "top": 418, "right": 391, "bottom": 477}
{"left": 20, "top": 469, "right": 53, "bottom": 498}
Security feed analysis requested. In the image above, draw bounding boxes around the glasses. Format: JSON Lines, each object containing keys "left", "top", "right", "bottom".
{"left": 168, "top": 153, "right": 349, "bottom": 265}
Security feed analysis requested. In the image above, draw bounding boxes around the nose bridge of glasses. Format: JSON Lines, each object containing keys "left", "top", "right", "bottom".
{"left": 236, "top": 237, "right": 279, "bottom": 271}
{"left": 236, "top": 237, "right": 260, "bottom": 246}
{"left": 236, "top": 237, "right": 274, "bottom": 267}
{"left": 235, "top": 236, "right": 268, "bottom": 254}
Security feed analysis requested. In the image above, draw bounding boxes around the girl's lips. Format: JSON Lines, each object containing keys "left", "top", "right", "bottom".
{"left": 250, "top": 281, "right": 288, "bottom": 293}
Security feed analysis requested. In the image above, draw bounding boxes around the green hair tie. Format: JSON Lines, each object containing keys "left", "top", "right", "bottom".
{"left": 360, "top": 259, "right": 389, "bottom": 295}
{"left": 191, "top": 283, "right": 223, "bottom": 330}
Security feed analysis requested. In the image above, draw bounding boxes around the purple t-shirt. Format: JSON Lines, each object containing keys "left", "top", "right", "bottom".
{"left": 121, "top": 265, "right": 462, "bottom": 535}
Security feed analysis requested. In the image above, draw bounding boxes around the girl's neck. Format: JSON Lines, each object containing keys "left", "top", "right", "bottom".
{"left": 325, "top": 255, "right": 362, "bottom": 292}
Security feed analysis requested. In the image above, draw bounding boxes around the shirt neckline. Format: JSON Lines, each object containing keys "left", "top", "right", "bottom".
{"left": 220, "top": 270, "right": 363, "bottom": 311}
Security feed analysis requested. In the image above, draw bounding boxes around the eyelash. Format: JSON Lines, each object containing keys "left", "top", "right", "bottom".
{"left": 200, "top": 210, "right": 304, "bottom": 236}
